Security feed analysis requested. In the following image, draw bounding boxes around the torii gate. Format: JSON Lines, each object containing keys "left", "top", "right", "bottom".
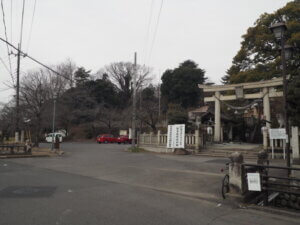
{"left": 198, "top": 78, "right": 283, "bottom": 147}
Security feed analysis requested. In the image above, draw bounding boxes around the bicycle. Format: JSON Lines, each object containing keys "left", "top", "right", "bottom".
{"left": 221, "top": 162, "right": 230, "bottom": 199}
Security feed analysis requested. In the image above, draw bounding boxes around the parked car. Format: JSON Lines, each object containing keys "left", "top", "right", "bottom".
{"left": 96, "top": 134, "right": 117, "bottom": 143}
{"left": 117, "top": 135, "right": 132, "bottom": 144}
{"left": 45, "top": 133, "right": 63, "bottom": 143}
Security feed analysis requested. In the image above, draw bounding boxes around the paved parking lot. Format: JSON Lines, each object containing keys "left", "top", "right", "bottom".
{"left": 0, "top": 142, "right": 298, "bottom": 225}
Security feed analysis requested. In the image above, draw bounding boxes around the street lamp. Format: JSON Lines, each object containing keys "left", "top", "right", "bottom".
{"left": 281, "top": 44, "right": 293, "bottom": 61}
{"left": 270, "top": 21, "right": 293, "bottom": 172}
{"left": 51, "top": 92, "right": 58, "bottom": 151}
{"left": 270, "top": 22, "right": 287, "bottom": 40}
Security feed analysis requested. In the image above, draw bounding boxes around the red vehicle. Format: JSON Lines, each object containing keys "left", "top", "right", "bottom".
{"left": 117, "top": 135, "right": 132, "bottom": 144}
{"left": 96, "top": 134, "right": 117, "bottom": 143}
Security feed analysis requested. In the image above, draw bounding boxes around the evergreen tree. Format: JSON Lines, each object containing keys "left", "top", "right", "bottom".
{"left": 222, "top": 0, "right": 300, "bottom": 125}
{"left": 74, "top": 67, "right": 91, "bottom": 86}
{"left": 161, "top": 60, "right": 207, "bottom": 109}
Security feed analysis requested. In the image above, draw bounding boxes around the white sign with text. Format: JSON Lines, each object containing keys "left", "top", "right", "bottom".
{"left": 269, "top": 128, "right": 288, "bottom": 159}
{"left": 247, "top": 173, "right": 261, "bottom": 191}
{"left": 167, "top": 124, "right": 185, "bottom": 149}
{"left": 269, "top": 128, "right": 287, "bottom": 140}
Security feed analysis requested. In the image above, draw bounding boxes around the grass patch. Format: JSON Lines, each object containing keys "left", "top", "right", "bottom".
{"left": 128, "top": 146, "right": 145, "bottom": 153}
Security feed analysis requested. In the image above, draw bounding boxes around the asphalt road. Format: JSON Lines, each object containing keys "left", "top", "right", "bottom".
{"left": 0, "top": 142, "right": 298, "bottom": 225}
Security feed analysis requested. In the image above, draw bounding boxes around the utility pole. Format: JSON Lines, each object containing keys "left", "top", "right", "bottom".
{"left": 139, "top": 87, "right": 142, "bottom": 133}
{"left": 51, "top": 93, "right": 57, "bottom": 151}
{"left": 131, "top": 52, "right": 137, "bottom": 147}
{"left": 15, "top": 44, "right": 21, "bottom": 143}
{"left": 158, "top": 83, "right": 161, "bottom": 118}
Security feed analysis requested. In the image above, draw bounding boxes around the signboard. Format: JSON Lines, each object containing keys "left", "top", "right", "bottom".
{"left": 269, "top": 128, "right": 288, "bottom": 160}
{"left": 247, "top": 173, "right": 261, "bottom": 191}
{"left": 269, "top": 128, "right": 286, "bottom": 140}
{"left": 119, "top": 130, "right": 128, "bottom": 136}
{"left": 167, "top": 124, "right": 185, "bottom": 149}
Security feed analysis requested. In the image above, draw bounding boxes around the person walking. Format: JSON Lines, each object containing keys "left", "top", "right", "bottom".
{"left": 54, "top": 135, "right": 60, "bottom": 153}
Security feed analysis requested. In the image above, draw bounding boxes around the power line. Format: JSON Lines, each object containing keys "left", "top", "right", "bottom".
{"left": 19, "top": 0, "right": 26, "bottom": 50}
{"left": 1, "top": 0, "right": 13, "bottom": 81}
{"left": 147, "top": 0, "right": 164, "bottom": 66}
{"left": 0, "top": 37, "right": 71, "bottom": 81}
{"left": 0, "top": 55, "right": 11, "bottom": 74}
{"left": 0, "top": 87, "right": 13, "bottom": 92}
{"left": 15, "top": 0, "right": 26, "bottom": 141}
{"left": 26, "top": 0, "right": 37, "bottom": 52}
{"left": 10, "top": 0, "right": 13, "bottom": 43}
{"left": 2, "top": 80, "right": 15, "bottom": 89}
{"left": 143, "top": 0, "right": 155, "bottom": 65}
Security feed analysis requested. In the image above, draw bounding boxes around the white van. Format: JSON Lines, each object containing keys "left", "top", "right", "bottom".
{"left": 45, "top": 133, "right": 63, "bottom": 143}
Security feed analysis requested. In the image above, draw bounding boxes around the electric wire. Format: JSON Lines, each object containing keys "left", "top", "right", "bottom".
{"left": 1, "top": 0, "right": 14, "bottom": 84}
{"left": 2, "top": 80, "right": 15, "bottom": 89}
{"left": 26, "top": 0, "right": 37, "bottom": 52}
{"left": 0, "top": 55, "right": 11, "bottom": 74}
{"left": 10, "top": 0, "right": 12, "bottom": 44}
{"left": 0, "top": 87, "right": 13, "bottom": 92}
{"left": 147, "top": 0, "right": 164, "bottom": 66}
{"left": 0, "top": 37, "right": 71, "bottom": 81}
{"left": 19, "top": 0, "right": 26, "bottom": 50}
{"left": 143, "top": 0, "right": 155, "bottom": 65}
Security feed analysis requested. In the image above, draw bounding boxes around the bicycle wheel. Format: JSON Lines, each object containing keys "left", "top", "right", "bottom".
{"left": 221, "top": 174, "right": 230, "bottom": 199}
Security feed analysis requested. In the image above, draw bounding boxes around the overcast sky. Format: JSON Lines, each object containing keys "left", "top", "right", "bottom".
{"left": 0, "top": 0, "right": 292, "bottom": 104}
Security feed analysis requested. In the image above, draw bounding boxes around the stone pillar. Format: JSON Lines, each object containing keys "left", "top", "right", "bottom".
{"left": 129, "top": 128, "right": 132, "bottom": 139}
{"left": 195, "top": 129, "right": 201, "bottom": 151}
{"left": 150, "top": 132, "right": 153, "bottom": 144}
{"left": 214, "top": 91, "right": 221, "bottom": 142}
{"left": 15, "top": 132, "right": 19, "bottom": 143}
{"left": 229, "top": 125, "right": 233, "bottom": 142}
{"left": 257, "top": 150, "right": 268, "bottom": 165}
{"left": 21, "top": 130, "right": 24, "bottom": 143}
{"left": 263, "top": 87, "right": 270, "bottom": 149}
{"left": 263, "top": 128, "right": 268, "bottom": 150}
{"left": 221, "top": 126, "right": 224, "bottom": 142}
{"left": 263, "top": 87, "right": 271, "bottom": 128}
{"left": 157, "top": 130, "right": 161, "bottom": 146}
{"left": 292, "top": 126, "right": 300, "bottom": 164}
{"left": 137, "top": 131, "right": 140, "bottom": 147}
{"left": 229, "top": 152, "right": 244, "bottom": 194}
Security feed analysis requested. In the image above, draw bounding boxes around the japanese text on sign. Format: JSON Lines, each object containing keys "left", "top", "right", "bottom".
{"left": 167, "top": 124, "right": 185, "bottom": 149}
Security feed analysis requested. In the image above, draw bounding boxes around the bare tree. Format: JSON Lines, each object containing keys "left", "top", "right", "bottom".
{"left": 55, "top": 58, "right": 77, "bottom": 88}
{"left": 20, "top": 70, "right": 51, "bottom": 146}
{"left": 0, "top": 101, "right": 16, "bottom": 141}
{"left": 94, "top": 106, "right": 121, "bottom": 132}
{"left": 137, "top": 85, "right": 160, "bottom": 132}
{"left": 103, "top": 62, "right": 152, "bottom": 106}
{"left": 19, "top": 60, "right": 76, "bottom": 146}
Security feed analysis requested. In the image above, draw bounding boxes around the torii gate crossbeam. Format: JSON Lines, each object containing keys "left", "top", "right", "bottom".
{"left": 198, "top": 78, "right": 283, "bottom": 147}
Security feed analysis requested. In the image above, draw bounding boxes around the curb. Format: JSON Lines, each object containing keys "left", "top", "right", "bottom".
{"left": 0, "top": 154, "right": 52, "bottom": 159}
{"left": 223, "top": 193, "right": 300, "bottom": 217}
{"left": 245, "top": 204, "right": 300, "bottom": 218}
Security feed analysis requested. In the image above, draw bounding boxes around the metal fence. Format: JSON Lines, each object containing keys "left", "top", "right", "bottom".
{"left": 242, "top": 163, "right": 300, "bottom": 207}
